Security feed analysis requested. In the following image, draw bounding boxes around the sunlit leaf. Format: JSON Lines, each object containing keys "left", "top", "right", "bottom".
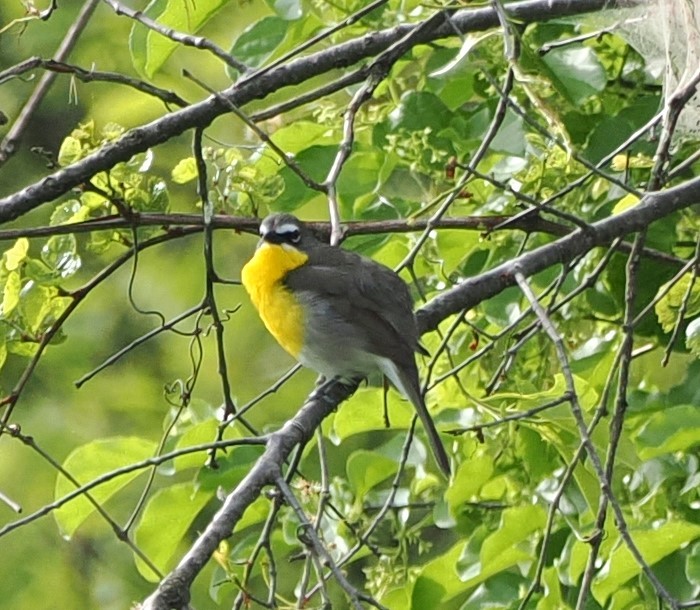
{"left": 171, "top": 157, "right": 198, "bottom": 184}
{"left": 592, "top": 521, "right": 700, "bottom": 603}
{"left": 134, "top": 482, "right": 213, "bottom": 581}
{"left": 57, "top": 136, "right": 83, "bottom": 166}
{"left": 686, "top": 317, "right": 700, "bottom": 357}
{"left": 655, "top": 273, "right": 700, "bottom": 332}
{"left": 3, "top": 238, "right": 29, "bottom": 271}
{"left": 2, "top": 271, "right": 21, "bottom": 316}
{"left": 129, "top": 0, "right": 230, "bottom": 78}
{"left": 346, "top": 450, "right": 397, "bottom": 500}
{"left": 55, "top": 437, "right": 157, "bottom": 537}
{"left": 445, "top": 455, "right": 493, "bottom": 516}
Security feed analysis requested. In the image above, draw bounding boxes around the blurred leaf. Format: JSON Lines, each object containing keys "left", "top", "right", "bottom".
{"left": 196, "top": 446, "right": 263, "bottom": 491}
{"left": 172, "top": 419, "right": 219, "bottom": 471}
{"left": 3, "top": 238, "right": 29, "bottom": 271}
{"left": 346, "top": 450, "right": 397, "bottom": 500}
{"left": 592, "top": 521, "right": 700, "bottom": 603}
{"left": 612, "top": 193, "right": 640, "bottom": 215}
{"left": 542, "top": 46, "right": 606, "bottom": 104}
{"left": 271, "top": 145, "right": 335, "bottom": 211}
{"left": 445, "top": 455, "right": 493, "bottom": 516}
{"left": 229, "top": 16, "right": 288, "bottom": 69}
{"left": 687, "top": 542, "right": 700, "bottom": 587}
{"left": 389, "top": 91, "right": 452, "bottom": 132}
{"left": 171, "top": 157, "right": 198, "bottom": 184}
{"left": 686, "top": 317, "right": 700, "bottom": 357}
{"left": 479, "top": 505, "right": 546, "bottom": 569}
{"left": 134, "top": 482, "right": 213, "bottom": 580}
{"left": 2, "top": 271, "right": 21, "bottom": 317}
{"left": 489, "top": 110, "right": 526, "bottom": 157}
{"left": 436, "top": 230, "right": 481, "bottom": 275}
{"left": 129, "top": 0, "right": 230, "bottom": 78}
{"left": 333, "top": 388, "right": 413, "bottom": 440}
{"left": 655, "top": 273, "right": 700, "bottom": 332}
{"left": 273, "top": 0, "right": 302, "bottom": 20}
{"left": 633, "top": 404, "right": 700, "bottom": 459}
{"left": 57, "top": 136, "right": 83, "bottom": 166}
{"left": 41, "top": 235, "right": 81, "bottom": 278}
{"left": 55, "top": 437, "right": 157, "bottom": 537}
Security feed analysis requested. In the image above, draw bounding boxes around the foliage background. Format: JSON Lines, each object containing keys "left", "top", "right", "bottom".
{"left": 0, "top": 0, "right": 699, "bottom": 609}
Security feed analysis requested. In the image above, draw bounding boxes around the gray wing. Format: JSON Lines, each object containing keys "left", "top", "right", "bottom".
{"left": 285, "top": 247, "right": 424, "bottom": 359}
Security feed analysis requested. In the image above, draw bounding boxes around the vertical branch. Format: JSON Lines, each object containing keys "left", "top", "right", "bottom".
{"left": 515, "top": 269, "right": 679, "bottom": 610}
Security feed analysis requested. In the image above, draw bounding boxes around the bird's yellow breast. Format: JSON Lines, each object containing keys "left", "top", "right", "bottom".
{"left": 241, "top": 242, "right": 309, "bottom": 358}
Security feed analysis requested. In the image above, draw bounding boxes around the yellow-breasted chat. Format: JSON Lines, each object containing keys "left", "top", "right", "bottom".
{"left": 241, "top": 213, "right": 451, "bottom": 476}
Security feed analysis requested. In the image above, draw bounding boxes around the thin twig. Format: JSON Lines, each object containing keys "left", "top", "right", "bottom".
{"left": 0, "top": 0, "right": 100, "bottom": 165}
{"left": 99, "top": 0, "right": 248, "bottom": 74}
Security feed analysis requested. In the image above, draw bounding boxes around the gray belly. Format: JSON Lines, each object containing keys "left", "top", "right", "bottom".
{"left": 295, "top": 291, "right": 378, "bottom": 380}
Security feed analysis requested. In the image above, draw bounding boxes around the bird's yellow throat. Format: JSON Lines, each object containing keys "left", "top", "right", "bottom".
{"left": 241, "top": 242, "right": 309, "bottom": 358}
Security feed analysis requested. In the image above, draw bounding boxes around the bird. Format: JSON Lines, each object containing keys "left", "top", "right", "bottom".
{"left": 240, "top": 213, "right": 451, "bottom": 476}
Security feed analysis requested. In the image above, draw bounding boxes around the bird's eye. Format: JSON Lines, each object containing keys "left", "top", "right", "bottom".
{"left": 288, "top": 229, "right": 301, "bottom": 243}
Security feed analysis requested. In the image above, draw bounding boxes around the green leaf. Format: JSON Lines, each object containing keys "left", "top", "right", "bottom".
{"left": 172, "top": 419, "right": 219, "bottom": 471}
{"left": 413, "top": 539, "right": 468, "bottom": 605}
{"left": 57, "top": 136, "right": 83, "bottom": 166}
{"left": 19, "top": 283, "right": 69, "bottom": 333}
{"left": 686, "top": 317, "right": 700, "bottom": 357}
{"left": 479, "top": 505, "right": 546, "bottom": 568}
{"left": 54, "top": 437, "right": 157, "bottom": 537}
{"left": 129, "top": 0, "right": 229, "bottom": 78}
{"left": 50, "top": 200, "right": 92, "bottom": 226}
{"left": 333, "top": 387, "right": 413, "bottom": 439}
{"left": 229, "top": 16, "right": 288, "bottom": 69}
{"left": 253, "top": 122, "right": 338, "bottom": 176}
{"left": 436, "top": 230, "right": 481, "bottom": 275}
{"left": 687, "top": 542, "right": 700, "bottom": 587}
{"left": 3, "top": 238, "right": 29, "bottom": 271}
{"left": 633, "top": 404, "right": 700, "bottom": 459}
{"left": 41, "top": 235, "right": 81, "bottom": 278}
{"left": 542, "top": 46, "right": 606, "bottom": 104}
{"left": 459, "top": 572, "right": 527, "bottom": 610}
{"left": 655, "top": 273, "right": 700, "bottom": 332}
{"left": 2, "top": 271, "right": 21, "bottom": 317}
{"left": 592, "top": 521, "right": 700, "bottom": 603}
{"left": 389, "top": 91, "right": 452, "bottom": 132}
{"left": 489, "top": 110, "right": 526, "bottom": 157}
{"left": 271, "top": 145, "right": 336, "bottom": 212}
{"left": 337, "top": 149, "right": 384, "bottom": 216}
{"left": 171, "top": 157, "right": 198, "bottom": 184}
{"left": 134, "top": 482, "right": 213, "bottom": 580}
{"left": 346, "top": 450, "right": 397, "bottom": 500}
{"left": 445, "top": 455, "right": 493, "bottom": 516}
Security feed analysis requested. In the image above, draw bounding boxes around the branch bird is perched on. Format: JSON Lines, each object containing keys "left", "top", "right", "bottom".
{"left": 241, "top": 213, "right": 451, "bottom": 476}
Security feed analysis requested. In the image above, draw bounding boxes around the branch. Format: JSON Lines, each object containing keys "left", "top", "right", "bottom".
{"left": 140, "top": 382, "right": 358, "bottom": 610}
{"left": 0, "top": 0, "right": 621, "bottom": 224}
{"left": 417, "top": 175, "right": 700, "bottom": 333}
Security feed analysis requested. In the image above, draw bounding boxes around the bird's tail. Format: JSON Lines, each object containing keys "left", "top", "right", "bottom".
{"left": 378, "top": 357, "right": 451, "bottom": 477}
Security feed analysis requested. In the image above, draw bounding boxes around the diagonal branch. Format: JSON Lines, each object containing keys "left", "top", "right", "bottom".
{"left": 417, "top": 174, "right": 700, "bottom": 333}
